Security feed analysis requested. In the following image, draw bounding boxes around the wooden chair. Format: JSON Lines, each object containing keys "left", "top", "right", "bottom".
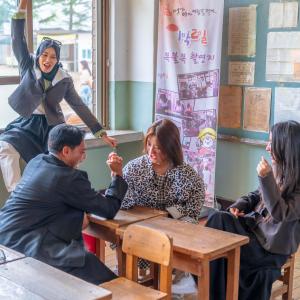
{"left": 100, "top": 223, "right": 173, "bottom": 300}
{"left": 270, "top": 253, "right": 296, "bottom": 300}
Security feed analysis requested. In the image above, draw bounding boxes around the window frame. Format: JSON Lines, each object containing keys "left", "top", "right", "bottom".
{"left": 0, "top": 0, "right": 109, "bottom": 129}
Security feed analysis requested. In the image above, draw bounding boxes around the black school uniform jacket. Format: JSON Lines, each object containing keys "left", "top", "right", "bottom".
{"left": 0, "top": 154, "right": 127, "bottom": 267}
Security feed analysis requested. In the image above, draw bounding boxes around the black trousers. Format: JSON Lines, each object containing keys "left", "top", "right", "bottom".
{"left": 57, "top": 252, "right": 117, "bottom": 285}
{"left": 206, "top": 211, "right": 288, "bottom": 300}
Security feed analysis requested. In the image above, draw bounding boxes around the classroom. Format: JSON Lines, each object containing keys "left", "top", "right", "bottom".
{"left": 0, "top": 0, "right": 299, "bottom": 299}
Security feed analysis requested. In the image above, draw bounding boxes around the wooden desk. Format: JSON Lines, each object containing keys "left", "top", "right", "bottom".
{"left": 0, "top": 257, "right": 111, "bottom": 300}
{"left": 84, "top": 207, "right": 167, "bottom": 268}
{"left": 116, "top": 216, "right": 249, "bottom": 300}
{"left": 0, "top": 244, "right": 25, "bottom": 265}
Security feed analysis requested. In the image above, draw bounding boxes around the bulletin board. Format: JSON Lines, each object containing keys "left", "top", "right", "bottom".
{"left": 218, "top": 0, "right": 300, "bottom": 145}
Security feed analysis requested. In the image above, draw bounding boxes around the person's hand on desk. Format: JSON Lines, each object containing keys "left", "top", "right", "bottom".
{"left": 107, "top": 152, "right": 123, "bottom": 177}
{"left": 229, "top": 207, "right": 245, "bottom": 218}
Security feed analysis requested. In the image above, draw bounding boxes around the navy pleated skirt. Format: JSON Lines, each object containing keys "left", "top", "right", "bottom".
{"left": 205, "top": 211, "right": 289, "bottom": 300}
{"left": 0, "top": 115, "right": 56, "bottom": 163}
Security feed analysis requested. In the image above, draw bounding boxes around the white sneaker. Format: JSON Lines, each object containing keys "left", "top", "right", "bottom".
{"left": 172, "top": 273, "right": 197, "bottom": 295}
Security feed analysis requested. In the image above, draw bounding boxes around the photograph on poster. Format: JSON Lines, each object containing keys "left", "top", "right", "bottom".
{"left": 155, "top": 88, "right": 179, "bottom": 114}
{"left": 177, "top": 69, "right": 219, "bottom": 100}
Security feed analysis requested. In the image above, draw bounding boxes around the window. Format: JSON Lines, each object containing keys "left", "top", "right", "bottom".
{"left": 0, "top": 0, "right": 109, "bottom": 129}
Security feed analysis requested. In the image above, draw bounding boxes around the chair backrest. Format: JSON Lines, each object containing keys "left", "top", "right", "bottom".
{"left": 122, "top": 223, "right": 173, "bottom": 296}
{"left": 270, "top": 253, "right": 296, "bottom": 300}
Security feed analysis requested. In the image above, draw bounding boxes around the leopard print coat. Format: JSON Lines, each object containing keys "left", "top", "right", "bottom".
{"left": 121, "top": 155, "right": 205, "bottom": 222}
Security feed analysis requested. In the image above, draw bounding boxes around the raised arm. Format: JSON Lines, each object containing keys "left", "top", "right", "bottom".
{"left": 19, "top": 0, "right": 28, "bottom": 10}
{"left": 12, "top": 0, "right": 33, "bottom": 77}
{"left": 257, "top": 157, "right": 300, "bottom": 222}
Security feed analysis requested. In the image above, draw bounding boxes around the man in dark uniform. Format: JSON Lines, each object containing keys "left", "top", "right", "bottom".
{"left": 0, "top": 124, "right": 127, "bottom": 285}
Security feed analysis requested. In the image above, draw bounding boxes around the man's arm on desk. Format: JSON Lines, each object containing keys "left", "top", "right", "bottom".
{"left": 65, "top": 172, "right": 127, "bottom": 219}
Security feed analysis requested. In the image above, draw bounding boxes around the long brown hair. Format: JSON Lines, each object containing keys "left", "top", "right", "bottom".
{"left": 144, "top": 119, "right": 183, "bottom": 167}
{"left": 271, "top": 120, "right": 300, "bottom": 198}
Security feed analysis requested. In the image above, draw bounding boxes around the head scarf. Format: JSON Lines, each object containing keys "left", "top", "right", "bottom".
{"left": 35, "top": 38, "right": 61, "bottom": 81}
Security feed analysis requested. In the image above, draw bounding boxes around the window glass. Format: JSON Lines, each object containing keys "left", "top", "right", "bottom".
{"left": 32, "top": 0, "right": 94, "bottom": 125}
{"left": 0, "top": 1, "right": 19, "bottom": 77}
{"left": 0, "top": 85, "right": 19, "bottom": 128}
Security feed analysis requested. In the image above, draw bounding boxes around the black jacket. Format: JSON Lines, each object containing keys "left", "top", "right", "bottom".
{"left": 230, "top": 172, "right": 300, "bottom": 255}
{"left": 0, "top": 154, "right": 128, "bottom": 267}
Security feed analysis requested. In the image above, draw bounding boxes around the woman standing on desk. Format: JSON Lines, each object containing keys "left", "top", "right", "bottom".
{"left": 207, "top": 120, "right": 300, "bottom": 300}
{"left": 0, "top": 0, "right": 116, "bottom": 192}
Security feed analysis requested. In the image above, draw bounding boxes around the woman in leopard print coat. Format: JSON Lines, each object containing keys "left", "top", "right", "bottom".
{"left": 121, "top": 119, "right": 205, "bottom": 223}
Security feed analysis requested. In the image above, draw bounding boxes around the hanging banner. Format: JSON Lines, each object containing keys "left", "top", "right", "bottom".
{"left": 155, "top": 0, "right": 224, "bottom": 207}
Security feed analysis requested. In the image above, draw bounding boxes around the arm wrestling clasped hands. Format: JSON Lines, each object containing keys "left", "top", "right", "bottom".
{"left": 106, "top": 152, "right": 123, "bottom": 177}
{"left": 229, "top": 156, "right": 272, "bottom": 218}
{"left": 82, "top": 152, "right": 123, "bottom": 230}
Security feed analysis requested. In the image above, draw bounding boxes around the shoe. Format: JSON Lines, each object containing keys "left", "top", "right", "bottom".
{"left": 172, "top": 294, "right": 184, "bottom": 300}
{"left": 172, "top": 273, "right": 197, "bottom": 295}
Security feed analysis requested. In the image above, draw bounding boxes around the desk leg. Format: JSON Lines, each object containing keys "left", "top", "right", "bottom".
{"left": 96, "top": 238, "right": 106, "bottom": 263}
{"left": 116, "top": 236, "right": 126, "bottom": 276}
{"left": 226, "top": 247, "right": 240, "bottom": 300}
{"left": 198, "top": 259, "right": 209, "bottom": 300}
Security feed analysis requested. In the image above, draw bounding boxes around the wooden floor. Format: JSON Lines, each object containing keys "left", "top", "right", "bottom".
{"left": 105, "top": 244, "right": 300, "bottom": 300}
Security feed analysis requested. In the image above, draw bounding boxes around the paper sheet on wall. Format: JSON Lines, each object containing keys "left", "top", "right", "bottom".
{"left": 243, "top": 87, "right": 271, "bottom": 132}
{"left": 269, "top": 2, "right": 298, "bottom": 28}
{"left": 228, "top": 61, "right": 255, "bottom": 85}
{"left": 228, "top": 5, "right": 257, "bottom": 57}
{"left": 218, "top": 86, "right": 242, "bottom": 128}
{"left": 274, "top": 88, "right": 300, "bottom": 123}
{"left": 266, "top": 32, "right": 300, "bottom": 82}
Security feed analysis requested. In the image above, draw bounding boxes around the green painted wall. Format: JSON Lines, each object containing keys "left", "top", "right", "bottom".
{"left": 109, "top": 81, "right": 155, "bottom": 131}
{"left": 80, "top": 141, "right": 143, "bottom": 189}
{"left": 215, "top": 140, "right": 268, "bottom": 200}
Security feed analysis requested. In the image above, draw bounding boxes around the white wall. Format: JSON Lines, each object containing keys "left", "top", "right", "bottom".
{"left": 110, "top": 0, "right": 157, "bottom": 82}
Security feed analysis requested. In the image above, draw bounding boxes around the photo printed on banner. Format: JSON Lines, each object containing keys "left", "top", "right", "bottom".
{"left": 186, "top": 150, "right": 216, "bottom": 206}
{"left": 155, "top": 97, "right": 217, "bottom": 206}
{"left": 177, "top": 69, "right": 219, "bottom": 100}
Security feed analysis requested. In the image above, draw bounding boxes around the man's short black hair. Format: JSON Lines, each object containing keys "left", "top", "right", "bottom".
{"left": 48, "top": 124, "right": 85, "bottom": 154}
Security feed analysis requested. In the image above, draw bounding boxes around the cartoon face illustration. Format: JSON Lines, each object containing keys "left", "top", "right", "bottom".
{"left": 198, "top": 127, "right": 217, "bottom": 149}
{"left": 202, "top": 134, "right": 214, "bottom": 148}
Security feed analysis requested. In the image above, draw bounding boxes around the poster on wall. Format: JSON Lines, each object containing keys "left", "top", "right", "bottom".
{"left": 155, "top": 0, "right": 224, "bottom": 207}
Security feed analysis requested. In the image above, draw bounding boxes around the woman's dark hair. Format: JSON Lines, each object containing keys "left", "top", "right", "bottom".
{"left": 48, "top": 124, "right": 85, "bottom": 154}
{"left": 271, "top": 120, "right": 300, "bottom": 197}
{"left": 80, "top": 60, "right": 91, "bottom": 75}
{"left": 144, "top": 119, "right": 183, "bottom": 166}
